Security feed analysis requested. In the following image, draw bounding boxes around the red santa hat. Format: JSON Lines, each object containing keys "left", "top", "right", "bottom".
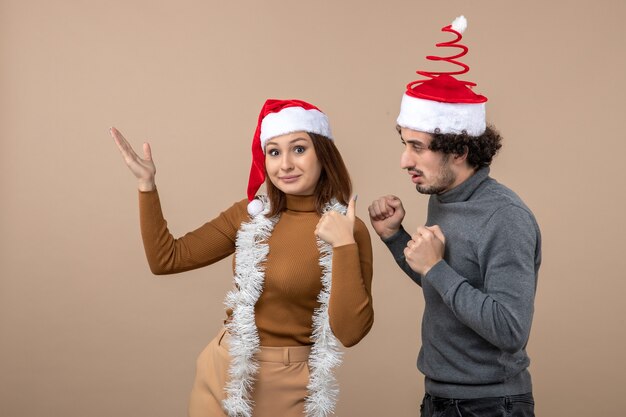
{"left": 397, "top": 16, "right": 488, "bottom": 136}
{"left": 247, "top": 99, "right": 333, "bottom": 215}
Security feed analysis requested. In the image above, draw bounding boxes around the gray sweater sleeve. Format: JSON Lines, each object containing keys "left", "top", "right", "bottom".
{"left": 383, "top": 226, "right": 424, "bottom": 286}
{"left": 423, "top": 206, "right": 539, "bottom": 353}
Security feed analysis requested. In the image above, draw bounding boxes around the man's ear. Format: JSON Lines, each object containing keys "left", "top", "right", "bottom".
{"left": 453, "top": 145, "right": 469, "bottom": 164}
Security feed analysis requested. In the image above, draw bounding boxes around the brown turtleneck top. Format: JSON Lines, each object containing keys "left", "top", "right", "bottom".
{"left": 139, "top": 190, "right": 373, "bottom": 348}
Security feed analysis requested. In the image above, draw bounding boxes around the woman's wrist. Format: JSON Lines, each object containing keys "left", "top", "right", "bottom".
{"left": 138, "top": 179, "right": 156, "bottom": 192}
{"left": 332, "top": 238, "right": 356, "bottom": 248}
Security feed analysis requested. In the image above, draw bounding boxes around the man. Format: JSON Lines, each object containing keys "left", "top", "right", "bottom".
{"left": 369, "top": 16, "right": 541, "bottom": 416}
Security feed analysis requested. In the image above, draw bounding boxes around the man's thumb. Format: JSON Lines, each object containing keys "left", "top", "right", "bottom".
{"left": 387, "top": 195, "right": 402, "bottom": 209}
{"left": 426, "top": 225, "right": 445, "bottom": 243}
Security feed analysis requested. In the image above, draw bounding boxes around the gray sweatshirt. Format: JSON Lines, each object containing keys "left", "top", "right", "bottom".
{"left": 384, "top": 167, "right": 541, "bottom": 398}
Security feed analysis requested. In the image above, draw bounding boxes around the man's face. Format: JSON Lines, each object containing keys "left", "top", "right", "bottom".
{"left": 399, "top": 127, "right": 456, "bottom": 195}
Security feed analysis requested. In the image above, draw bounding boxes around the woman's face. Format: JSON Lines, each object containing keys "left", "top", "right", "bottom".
{"left": 265, "top": 131, "right": 322, "bottom": 196}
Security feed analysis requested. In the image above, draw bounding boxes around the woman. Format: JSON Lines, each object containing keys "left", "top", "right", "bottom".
{"left": 110, "top": 99, "right": 373, "bottom": 417}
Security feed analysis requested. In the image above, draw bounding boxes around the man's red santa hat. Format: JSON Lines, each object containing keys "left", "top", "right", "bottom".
{"left": 247, "top": 99, "right": 333, "bottom": 215}
{"left": 397, "top": 16, "right": 488, "bottom": 136}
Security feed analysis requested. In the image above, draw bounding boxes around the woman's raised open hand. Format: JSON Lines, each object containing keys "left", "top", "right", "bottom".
{"left": 110, "top": 127, "right": 156, "bottom": 191}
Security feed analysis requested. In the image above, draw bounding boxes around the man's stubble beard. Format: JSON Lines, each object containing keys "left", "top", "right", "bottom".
{"left": 415, "top": 155, "right": 455, "bottom": 195}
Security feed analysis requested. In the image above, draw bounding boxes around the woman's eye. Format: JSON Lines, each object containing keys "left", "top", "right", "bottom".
{"left": 294, "top": 146, "right": 305, "bottom": 154}
{"left": 268, "top": 149, "right": 279, "bottom": 157}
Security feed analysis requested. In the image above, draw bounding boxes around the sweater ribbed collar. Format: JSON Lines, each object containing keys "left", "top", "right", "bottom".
{"left": 436, "top": 167, "right": 490, "bottom": 204}
{"left": 285, "top": 194, "right": 316, "bottom": 212}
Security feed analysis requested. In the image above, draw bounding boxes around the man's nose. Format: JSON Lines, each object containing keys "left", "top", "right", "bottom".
{"left": 400, "top": 149, "right": 413, "bottom": 170}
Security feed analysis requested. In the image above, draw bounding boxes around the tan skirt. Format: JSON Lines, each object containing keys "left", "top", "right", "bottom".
{"left": 188, "top": 328, "right": 312, "bottom": 417}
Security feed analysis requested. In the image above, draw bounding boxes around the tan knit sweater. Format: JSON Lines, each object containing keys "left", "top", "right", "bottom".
{"left": 139, "top": 190, "right": 374, "bottom": 348}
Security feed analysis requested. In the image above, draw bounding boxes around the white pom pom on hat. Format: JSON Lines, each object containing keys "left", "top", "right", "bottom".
{"left": 451, "top": 15, "right": 467, "bottom": 34}
{"left": 246, "top": 198, "right": 264, "bottom": 217}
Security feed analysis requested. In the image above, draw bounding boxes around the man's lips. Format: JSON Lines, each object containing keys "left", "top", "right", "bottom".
{"left": 408, "top": 170, "right": 423, "bottom": 183}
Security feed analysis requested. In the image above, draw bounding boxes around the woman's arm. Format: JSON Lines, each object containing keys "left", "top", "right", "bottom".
{"left": 139, "top": 191, "right": 246, "bottom": 274}
{"left": 110, "top": 127, "right": 246, "bottom": 274}
{"left": 327, "top": 218, "right": 374, "bottom": 347}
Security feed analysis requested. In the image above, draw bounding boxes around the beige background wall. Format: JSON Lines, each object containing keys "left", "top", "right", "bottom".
{"left": 1, "top": 0, "right": 625, "bottom": 416}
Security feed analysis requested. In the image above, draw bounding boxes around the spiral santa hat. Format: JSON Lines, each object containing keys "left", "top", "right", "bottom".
{"left": 397, "top": 16, "right": 488, "bottom": 136}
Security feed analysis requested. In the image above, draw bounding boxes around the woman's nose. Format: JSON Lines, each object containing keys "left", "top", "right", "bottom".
{"left": 280, "top": 154, "right": 294, "bottom": 170}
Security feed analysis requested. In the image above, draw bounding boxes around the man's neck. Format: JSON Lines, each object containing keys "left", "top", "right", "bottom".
{"left": 441, "top": 166, "right": 476, "bottom": 194}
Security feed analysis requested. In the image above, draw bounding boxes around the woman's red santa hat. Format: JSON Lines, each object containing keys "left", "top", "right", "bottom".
{"left": 397, "top": 16, "right": 488, "bottom": 136}
{"left": 247, "top": 99, "right": 333, "bottom": 216}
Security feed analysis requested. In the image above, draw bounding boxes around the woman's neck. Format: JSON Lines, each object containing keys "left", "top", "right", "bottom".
{"left": 285, "top": 194, "right": 316, "bottom": 212}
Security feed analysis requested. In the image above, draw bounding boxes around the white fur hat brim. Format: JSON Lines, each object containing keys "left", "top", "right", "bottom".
{"left": 260, "top": 107, "right": 333, "bottom": 149}
{"left": 397, "top": 93, "right": 486, "bottom": 136}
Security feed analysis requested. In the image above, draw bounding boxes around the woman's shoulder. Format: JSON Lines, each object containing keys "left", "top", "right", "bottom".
{"left": 230, "top": 198, "right": 250, "bottom": 211}
{"left": 212, "top": 198, "right": 251, "bottom": 229}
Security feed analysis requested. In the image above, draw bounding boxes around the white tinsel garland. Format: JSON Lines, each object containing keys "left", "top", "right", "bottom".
{"left": 223, "top": 196, "right": 345, "bottom": 417}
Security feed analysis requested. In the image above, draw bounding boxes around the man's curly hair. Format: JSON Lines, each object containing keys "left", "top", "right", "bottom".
{"left": 429, "top": 126, "right": 503, "bottom": 169}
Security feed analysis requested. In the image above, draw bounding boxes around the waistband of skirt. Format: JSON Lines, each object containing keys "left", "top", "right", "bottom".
{"left": 219, "top": 327, "right": 311, "bottom": 365}
{"left": 255, "top": 344, "right": 311, "bottom": 364}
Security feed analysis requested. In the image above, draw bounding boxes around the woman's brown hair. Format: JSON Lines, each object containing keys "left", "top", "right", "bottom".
{"left": 265, "top": 132, "right": 352, "bottom": 217}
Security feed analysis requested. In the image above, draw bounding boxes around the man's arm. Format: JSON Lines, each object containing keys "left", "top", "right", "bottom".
{"left": 369, "top": 195, "right": 424, "bottom": 285}
{"left": 383, "top": 226, "right": 424, "bottom": 286}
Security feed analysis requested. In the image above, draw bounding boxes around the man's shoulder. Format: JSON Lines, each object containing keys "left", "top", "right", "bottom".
{"left": 478, "top": 177, "right": 535, "bottom": 216}
{"left": 474, "top": 178, "right": 541, "bottom": 240}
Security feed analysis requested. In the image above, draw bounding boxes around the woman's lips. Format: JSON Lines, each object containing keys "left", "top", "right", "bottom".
{"left": 279, "top": 175, "right": 300, "bottom": 183}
